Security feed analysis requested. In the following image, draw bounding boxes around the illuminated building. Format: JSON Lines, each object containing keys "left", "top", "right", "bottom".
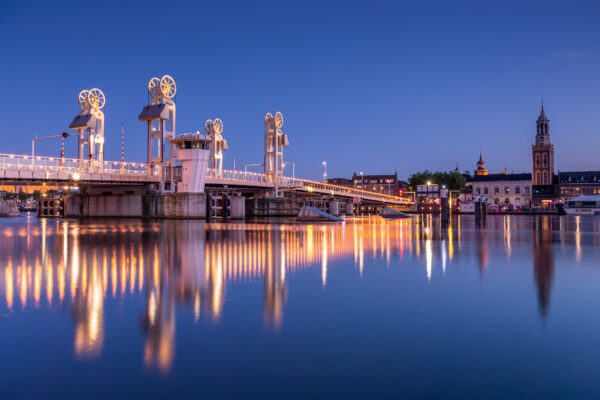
{"left": 474, "top": 152, "right": 488, "bottom": 176}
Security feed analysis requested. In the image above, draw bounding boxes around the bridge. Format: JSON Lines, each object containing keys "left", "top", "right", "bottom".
{"left": 1, "top": 74, "right": 413, "bottom": 218}
{"left": 0, "top": 153, "right": 411, "bottom": 206}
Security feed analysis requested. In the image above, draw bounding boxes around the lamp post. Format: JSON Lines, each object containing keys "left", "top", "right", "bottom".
{"left": 322, "top": 161, "right": 327, "bottom": 183}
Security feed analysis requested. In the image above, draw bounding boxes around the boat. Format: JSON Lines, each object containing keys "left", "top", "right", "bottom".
{"left": 563, "top": 195, "right": 600, "bottom": 215}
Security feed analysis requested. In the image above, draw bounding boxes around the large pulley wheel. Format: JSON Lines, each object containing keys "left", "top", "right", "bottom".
{"left": 275, "top": 111, "right": 284, "bottom": 128}
{"left": 213, "top": 118, "right": 223, "bottom": 134}
{"left": 78, "top": 90, "right": 90, "bottom": 109}
{"left": 265, "top": 112, "right": 273, "bottom": 128}
{"left": 205, "top": 119, "right": 213, "bottom": 134}
{"left": 160, "top": 75, "right": 177, "bottom": 98}
{"left": 148, "top": 77, "right": 161, "bottom": 98}
{"left": 88, "top": 88, "right": 105, "bottom": 110}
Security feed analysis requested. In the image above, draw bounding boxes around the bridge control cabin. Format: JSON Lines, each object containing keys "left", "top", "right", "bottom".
{"left": 168, "top": 132, "right": 212, "bottom": 193}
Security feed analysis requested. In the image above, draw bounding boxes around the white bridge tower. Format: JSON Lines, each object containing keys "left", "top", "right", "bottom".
{"left": 138, "top": 75, "right": 177, "bottom": 191}
{"left": 69, "top": 88, "right": 106, "bottom": 166}
{"left": 205, "top": 118, "right": 228, "bottom": 176}
{"left": 264, "top": 112, "right": 289, "bottom": 197}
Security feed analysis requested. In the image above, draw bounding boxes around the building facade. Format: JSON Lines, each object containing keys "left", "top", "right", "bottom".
{"left": 557, "top": 171, "right": 600, "bottom": 199}
{"left": 468, "top": 172, "right": 532, "bottom": 208}
{"left": 327, "top": 178, "right": 353, "bottom": 187}
{"left": 352, "top": 172, "right": 405, "bottom": 196}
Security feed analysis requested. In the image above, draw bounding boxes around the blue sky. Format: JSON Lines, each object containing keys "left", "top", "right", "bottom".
{"left": 1, "top": 0, "right": 599, "bottom": 180}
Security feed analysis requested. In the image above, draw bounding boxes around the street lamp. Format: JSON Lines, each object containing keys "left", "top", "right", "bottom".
{"left": 322, "top": 161, "right": 327, "bottom": 183}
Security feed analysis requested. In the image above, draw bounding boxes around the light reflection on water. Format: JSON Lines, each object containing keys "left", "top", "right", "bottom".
{"left": 2, "top": 214, "right": 600, "bottom": 397}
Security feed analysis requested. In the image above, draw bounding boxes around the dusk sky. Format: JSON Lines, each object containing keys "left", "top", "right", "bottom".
{"left": 1, "top": 0, "right": 599, "bottom": 180}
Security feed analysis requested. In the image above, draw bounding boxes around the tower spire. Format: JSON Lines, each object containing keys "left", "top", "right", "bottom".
{"left": 475, "top": 148, "right": 487, "bottom": 176}
{"left": 541, "top": 100, "right": 545, "bottom": 116}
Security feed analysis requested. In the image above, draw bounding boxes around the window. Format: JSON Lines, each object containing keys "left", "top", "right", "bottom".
{"left": 515, "top": 186, "right": 520, "bottom": 194}
{"left": 505, "top": 187, "right": 510, "bottom": 194}
{"left": 476, "top": 188, "right": 481, "bottom": 195}
{"left": 536, "top": 154, "right": 540, "bottom": 167}
{"left": 543, "top": 171, "right": 548, "bottom": 185}
{"left": 535, "top": 172, "right": 540, "bottom": 185}
{"left": 525, "top": 186, "right": 530, "bottom": 194}
{"left": 543, "top": 153, "right": 548, "bottom": 167}
{"left": 484, "top": 187, "right": 488, "bottom": 195}
{"left": 494, "top": 187, "right": 499, "bottom": 194}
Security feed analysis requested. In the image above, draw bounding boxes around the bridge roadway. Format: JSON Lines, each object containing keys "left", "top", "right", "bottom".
{"left": 0, "top": 153, "right": 412, "bottom": 206}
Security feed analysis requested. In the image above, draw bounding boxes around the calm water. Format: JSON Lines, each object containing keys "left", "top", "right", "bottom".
{"left": 2, "top": 214, "right": 600, "bottom": 398}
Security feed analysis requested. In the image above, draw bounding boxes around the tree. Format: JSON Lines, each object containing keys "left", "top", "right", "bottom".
{"left": 17, "top": 192, "right": 29, "bottom": 201}
{"left": 408, "top": 170, "right": 466, "bottom": 191}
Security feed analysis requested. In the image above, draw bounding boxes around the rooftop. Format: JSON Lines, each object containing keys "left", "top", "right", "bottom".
{"left": 559, "top": 171, "right": 600, "bottom": 184}
{"left": 468, "top": 173, "right": 532, "bottom": 183}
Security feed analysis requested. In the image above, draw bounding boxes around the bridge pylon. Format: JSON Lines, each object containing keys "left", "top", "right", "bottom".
{"left": 69, "top": 88, "right": 106, "bottom": 169}
{"left": 138, "top": 75, "right": 177, "bottom": 191}
{"left": 205, "top": 118, "right": 228, "bottom": 176}
{"left": 264, "top": 112, "right": 289, "bottom": 197}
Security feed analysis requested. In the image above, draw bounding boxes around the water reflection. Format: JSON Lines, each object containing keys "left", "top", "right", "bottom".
{"left": 533, "top": 216, "right": 555, "bottom": 319}
{"left": 0, "top": 215, "right": 599, "bottom": 372}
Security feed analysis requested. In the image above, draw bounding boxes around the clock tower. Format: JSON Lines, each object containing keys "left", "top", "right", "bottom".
{"left": 532, "top": 104, "right": 554, "bottom": 186}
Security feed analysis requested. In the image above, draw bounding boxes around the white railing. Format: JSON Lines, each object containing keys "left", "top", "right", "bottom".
{"left": 0, "top": 153, "right": 155, "bottom": 178}
{"left": 207, "top": 168, "right": 412, "bottom": 204}
{"left": 282, "top": 177, "right": 413, "bottom": 204}
{"left": 0, "top": 154, "right": 411, "bottom": 203}
{"left": 206, "top": 168, "right": 268, "bottom": 184}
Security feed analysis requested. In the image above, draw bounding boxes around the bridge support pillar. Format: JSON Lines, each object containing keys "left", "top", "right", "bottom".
{"left": 229, "top": 195, "right": 245, "bottom": 219}
{"left": 328, "top": 200, "right": 340, "bottom": 216}
{"left": 346, "top": 202, "right": 354, "bottom": 216}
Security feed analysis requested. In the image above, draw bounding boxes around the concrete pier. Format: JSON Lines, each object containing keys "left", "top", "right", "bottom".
{"left": 249, "top": 196, "right": 353, "bottom": 217}
{"left": 143, "top": 193, "right": 207, "bottom": 218}
{"left": 64, "top": 191, "right": 245, "bottom": 219}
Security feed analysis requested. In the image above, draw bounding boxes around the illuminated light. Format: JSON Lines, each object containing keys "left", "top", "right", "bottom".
{"left": 5, "top": 261, "right": 13, "bottom": 310}
{"left": 72, "top": 172, "right": 81, "bottom": 181}
{"left": 322, "top": 227, "right": 328, "bottom": 288}
{"left": 34, "top": 261, "right": 42, "bottom": 308}
{"left": 426, "top": 239, "right": 433, "bottom": 282}
{"left": 19, "top": 261, "right": 27, "bottom": 308}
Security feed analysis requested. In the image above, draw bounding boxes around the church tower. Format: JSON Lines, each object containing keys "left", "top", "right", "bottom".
{"left": 475, "top": 152, "right": 488, "bottom": 176}
{"left": 532, "top": 103, "right": 554, "bottom": 185}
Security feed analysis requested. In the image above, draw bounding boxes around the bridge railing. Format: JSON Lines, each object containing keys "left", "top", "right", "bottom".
{"left": 0, "top": 153, "right": 154, "bottom": 178}
{"left": 206, "top": 168, "right": 268, "bottom": 184}
{"left": 205, "top": 168, "right": 411, "bottom": 203}
{"left": 282, "top": 176, "right": 412, "bottom": 204}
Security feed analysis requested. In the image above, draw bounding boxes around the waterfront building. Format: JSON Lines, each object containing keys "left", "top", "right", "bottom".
{"left": 327, "top": 178, "right": 353, "bottom": 187}
{"left": 557, "top": 171, "right": 600, "bottom": 199}
{"left": 352, "top": 172, "right": 405, "bottom": 195}
{"left": 468, "top": 172, "right": 532, "bottom": 208}
{"left": 330, "top": 173, "right": 407, "bottom": 196}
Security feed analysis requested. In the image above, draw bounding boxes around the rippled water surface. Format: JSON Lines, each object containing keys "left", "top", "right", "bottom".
{"left": 2, "top": 214, "right": 600, "bottom": 398}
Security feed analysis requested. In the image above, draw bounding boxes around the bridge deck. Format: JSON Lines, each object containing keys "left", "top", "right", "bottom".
{"left": 0, "top": 154, "right": 412, "bottom": 205}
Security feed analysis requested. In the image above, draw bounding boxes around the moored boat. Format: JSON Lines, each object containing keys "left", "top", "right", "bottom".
{"left": 564, "top": 195, "right": 600, "bottom": 215}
